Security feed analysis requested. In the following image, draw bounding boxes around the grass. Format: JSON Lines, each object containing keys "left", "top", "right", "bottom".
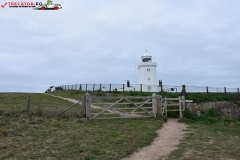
{"left": 51, "top": 90, "right": 240, "bottom": 104}
{"left": 48, "top": 90, "right": 83, "bottom": 100}
{"left": 167, "top": 108, "right": 240, "bottom": 160}
{"left": 0, "top": 93, "right": 81, "bottom": 117}
{"left": 167, "top": 123, "right": 240, "bottom": 160}
{"left": 0, "top": 92, "right": 165, "bottom": 159}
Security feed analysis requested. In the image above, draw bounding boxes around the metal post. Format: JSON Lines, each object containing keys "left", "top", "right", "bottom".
{"left": 123, "top": 84, "right": 124, "bottom": 95}
{"left": 224, "top": 87, "right": 226, "bottom": 95}
{"left": 110, "top": 84, "right": 111, "bottom": 92}
{"left": 140, "top": 84, "right": 142, "bottom": 95}
{"left": 206, "top": 86, "right": 208, "bottom": 95}
{"left": 180, "top": 85, "right": 187, "bottom": 98}
{"left": 100, "top": 84, "right": 102, "bottom": 91}
{"left": 237, "top": 88, "right": 240, "bottom": 98}
{"left": 159, "top": 80, "right": 163, "bottom": 93}
{"left": 79, "top": 84, "right": 82, "bottom": 92}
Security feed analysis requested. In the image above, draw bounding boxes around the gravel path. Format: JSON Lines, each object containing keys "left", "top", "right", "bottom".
{"left": 122, "top": 118, "right": 187, "bottom": 160}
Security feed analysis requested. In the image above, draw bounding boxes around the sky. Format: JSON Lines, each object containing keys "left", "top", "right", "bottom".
{"left": 0, "top": 0, "right": 239, "bottom": 92}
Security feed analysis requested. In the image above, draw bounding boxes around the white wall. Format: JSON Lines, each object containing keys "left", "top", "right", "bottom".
{"left": 138, "top": 62, "right": 158, "bottom": 92}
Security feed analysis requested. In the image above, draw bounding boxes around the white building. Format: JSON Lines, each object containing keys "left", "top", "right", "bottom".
{"left": 138, "top": 53, "right": 159, "bottom": 92}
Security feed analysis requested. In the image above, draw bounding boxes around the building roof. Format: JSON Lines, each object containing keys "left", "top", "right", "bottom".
{"left": 143, "top": 53, "right": 150, "bottom": 56}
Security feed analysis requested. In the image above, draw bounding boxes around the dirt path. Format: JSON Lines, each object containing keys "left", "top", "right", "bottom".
{"left": 44, "top": 93, "right": 103, "bottom": 110}
{"left": 122, "top": 118, "right": 187, "bottom": 160}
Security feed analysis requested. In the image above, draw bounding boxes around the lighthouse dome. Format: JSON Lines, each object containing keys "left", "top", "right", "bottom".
{"left": 141, "top": 53, "right": 152, "bottom": 62}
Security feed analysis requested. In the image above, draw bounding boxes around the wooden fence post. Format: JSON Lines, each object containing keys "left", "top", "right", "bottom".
{"left": 82, "top": 95, "right": 86, "bottom": 118}
{"left": 152, "top": 93, "right": 157, "bottom": 118}
{"left": 140, "top": 84, "right": 142, "bottom": 95}
{"left": 179, "top": 96, "right": 182, "bottom": 118}
{"left": 85, "top": 93, "right": 91, "bottom": 120}
{"left": 26, "top": 96, "right": 30, "bottom": 116}
{"left": 110, "top": 84, "right": 111, "bottom": 92}
{"left": 165, "top": 97, "right": 167, "bottom": 117}
{"left": 93, "top": 84, "right": 95, "bottom": 91}
{"left": 100, "top": 84, "right": 102, "bottom": 91}
{"left": 224, "top": 87, "right": 226, "bottom": 95}
{"left": 157, "top": 95, "right": 162, "bottom": 116}
{"left": 206, "top": 86, "right": 208, "bottom": 95}
{"left": 182, "top": 96, "right": 185, "bottom": 111}
{"left": 123, "top": 84, "right": 124, "bottom": 95}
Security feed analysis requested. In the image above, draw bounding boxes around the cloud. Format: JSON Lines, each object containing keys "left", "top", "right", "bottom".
{"left": 0, "top": 0, "right": 239, "bottom": 92}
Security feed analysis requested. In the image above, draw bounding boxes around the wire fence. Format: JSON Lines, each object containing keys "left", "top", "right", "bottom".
{"left": 54, "top": 84, "right": 240, "bottom": 94}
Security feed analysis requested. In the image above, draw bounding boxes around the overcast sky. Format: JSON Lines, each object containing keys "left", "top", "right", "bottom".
{"left": 0, "top": 0, "right": 239, "bottom": 92}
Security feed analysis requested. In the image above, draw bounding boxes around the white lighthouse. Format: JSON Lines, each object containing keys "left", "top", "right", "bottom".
{"left": 138, "top": 53, "right": 159, "bottom": 92}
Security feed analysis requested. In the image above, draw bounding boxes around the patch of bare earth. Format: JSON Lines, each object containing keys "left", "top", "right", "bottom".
{"left": 122, "top": 118, "right": 187, "bottom": 160}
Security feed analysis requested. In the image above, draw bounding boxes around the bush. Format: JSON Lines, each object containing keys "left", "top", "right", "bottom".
{"left": 96, "top": 90, "right": 103, "bottom": 96}
{"left": 181, "top": 107, "right": 231, "bottom": 124}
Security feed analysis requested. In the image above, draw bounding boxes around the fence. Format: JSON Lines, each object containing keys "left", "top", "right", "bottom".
{"left": 79, "top": 93, "right": 186, "bottom": 120}
{"left": 55, "top": 84, "right": 240, "bottom": 95}
{"left": 83, "top": 93, "right": 157, "bottom": 120}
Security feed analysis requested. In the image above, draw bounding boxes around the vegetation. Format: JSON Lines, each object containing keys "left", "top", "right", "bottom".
{"left": 168, "top": 115, "right": 240, "bottom": 159}
{"left": 0, "top": 93, "right": 165, "bottom": 159}
{"left": 180, "top": 107, "right": 237, "bottom": 124}
{"left": 51, "top": 89, "right": 239, "bottom": 104}
{"left": 166, "top": 107, "right": 240, "bottom": 160}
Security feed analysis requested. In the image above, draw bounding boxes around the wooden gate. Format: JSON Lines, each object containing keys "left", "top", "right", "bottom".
{"left": 160, "top": 96, "right": 186, "bottom": 118}
{"left": 83, "top": 93, "right": 158, "bottom": 120}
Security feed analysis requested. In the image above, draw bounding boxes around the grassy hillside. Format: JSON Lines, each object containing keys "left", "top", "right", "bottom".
{"left": 0, "top": 93, "right": 164, "bottom": 159}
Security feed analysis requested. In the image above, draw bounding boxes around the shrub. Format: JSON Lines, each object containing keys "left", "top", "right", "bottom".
{"left": 181, "top": 107, "right": 231, "bottom": 124}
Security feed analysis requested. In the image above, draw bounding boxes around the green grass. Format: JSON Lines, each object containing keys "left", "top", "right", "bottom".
{"left": 167, "top": 123, "right": 240, "bottom": 160}
{"left": 49, "top": 90, "right": 83, "bottom": 100}
{"left": 167, "top": 108, "right": 240, "bottom": 160}
{"left": 0, "top": 93, "right": 81, "bottom": 117}
{"left": 0, "top": 92, "right": 165, "bottom": 159}
{"left": 51, "top": 90, "right": 240, "bottom": 104}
